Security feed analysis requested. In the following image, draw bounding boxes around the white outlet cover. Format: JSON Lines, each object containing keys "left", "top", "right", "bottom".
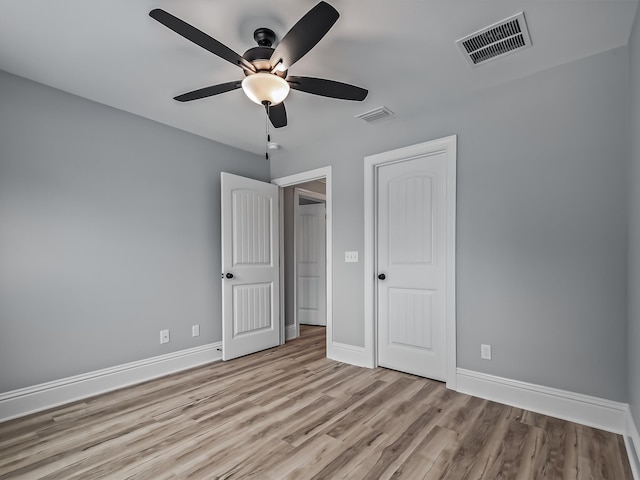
{"left": 160, "top": 329, "right": 170, "bottom": 344}
{"left": 481, "top": 344, "right": 491, "bottom": 360}
{"left": 192, "top": 325, "right": 200, "bottom": 337}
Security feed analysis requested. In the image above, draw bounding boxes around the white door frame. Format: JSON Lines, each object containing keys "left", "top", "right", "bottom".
{"left": 293, "top": 188, "right": 327, "bottom": 337}
{"left": 272, "top": 167, "right": 332, "bottom": 353}
{"left": 364, "top": 136, "right": 457, "bottom": 389}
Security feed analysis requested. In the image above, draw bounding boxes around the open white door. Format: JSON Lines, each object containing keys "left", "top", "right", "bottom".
{"left": 221, "top": 172, "right": 280, "bottom": 361}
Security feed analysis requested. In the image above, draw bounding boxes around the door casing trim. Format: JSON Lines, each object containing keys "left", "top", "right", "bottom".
{"left": 272, "top": 167, "right": 332, "bottom": 355}
{"left": 364, "top": 136, "right": 457, "bottom": 389}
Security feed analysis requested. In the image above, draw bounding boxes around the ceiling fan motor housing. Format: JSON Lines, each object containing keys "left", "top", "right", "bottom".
{"left": 253, "top": 27, "right": 276, "bottom": 47}
{"left": 243, "top": 45, "right": 287, "bottom": 77}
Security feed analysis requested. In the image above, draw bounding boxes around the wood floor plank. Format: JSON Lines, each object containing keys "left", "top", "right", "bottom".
{"left": 474, "top": 417, "right": 531, "bottom": 479}
{"left": 323, "top": 377, "right": 418, "bottom": 441}
{"left": 248, "top": 434, "right": 342, "bottom": 480}
{"left": 387, "top": 425, "right": 458, "bottom": 480}
{"left": 354, "top": 407, "right": 443, "bottom": 479}
{"left": 308, "top": 427, "right": 386, "bottom": 480}
{"left": 282, "top": 380, "right": 385, "bottom": 447}
{"left": 0, "top": 326, "right": 632, "bottom": 479}
{"left": 460, "top": 407, "right": 525, "bottom": 479}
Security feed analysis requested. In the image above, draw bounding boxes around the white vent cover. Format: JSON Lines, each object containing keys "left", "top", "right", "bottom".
{"left": 355, "top": 106, "right": 395, "bottom": 123}
{"left": 456, "top": 12, "right": 531, "bottom": 66}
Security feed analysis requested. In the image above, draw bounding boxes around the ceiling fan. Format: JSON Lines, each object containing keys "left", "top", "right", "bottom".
{"left": 149, "top": 1, "right": 368, "bottom": 128}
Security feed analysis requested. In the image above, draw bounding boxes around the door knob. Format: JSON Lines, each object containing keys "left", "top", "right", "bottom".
{"left": 378, "top": 273, "right": 386, "bottom": 280}
{"left": 226, "top": 273, "right": 234, "bottom": 279}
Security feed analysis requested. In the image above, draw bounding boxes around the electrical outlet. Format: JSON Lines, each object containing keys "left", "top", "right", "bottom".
{"left": 345, "top": 251, "right": 359, "bottom": 263}
{"left": 192, "top": 325, "right": 200, "bottom": 337}
{"left": 481, "top": 344, "right": 491, "bottom": 360}
{"left": 160, "top": 329, "right": 170, "bottom": 344}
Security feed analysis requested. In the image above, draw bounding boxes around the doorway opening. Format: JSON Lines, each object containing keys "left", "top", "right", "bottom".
{"left": 284, "top": 183, "right": 326, "bottom": 339}
{"left": 272, "top": 167, "right": 333, "bottom": 358}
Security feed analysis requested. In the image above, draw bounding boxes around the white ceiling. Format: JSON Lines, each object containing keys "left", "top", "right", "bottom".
{"left": 0, "top": 0, "right": 637, "bottom": 155}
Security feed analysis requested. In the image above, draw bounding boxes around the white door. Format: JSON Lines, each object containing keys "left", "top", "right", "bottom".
{"left": 377, "top": 153, "right": 448, "bottom": 380}
{"left": 221, "top": 172, "right": 280, "bottom": 361}
{"left": 297, "top": 202, "right": 326, "bottom": 326}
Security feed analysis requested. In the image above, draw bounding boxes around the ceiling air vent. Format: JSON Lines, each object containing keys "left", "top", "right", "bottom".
{"left": 456, "top": 12, "right": 531, "bottom": 67}
{"left": 355, "top": 106, "right": 394, "bottom": 123}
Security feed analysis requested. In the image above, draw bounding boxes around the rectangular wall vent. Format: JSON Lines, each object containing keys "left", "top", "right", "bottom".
{"left": 456, "top": 12, "right": 531, "bottom": 67}
{"left": 355, "top": 106, "right": 395, "bottom": 123}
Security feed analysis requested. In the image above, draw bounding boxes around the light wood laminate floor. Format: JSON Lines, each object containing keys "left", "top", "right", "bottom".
{"left": 0, "top": 326, "right": 633, "bottom": 479}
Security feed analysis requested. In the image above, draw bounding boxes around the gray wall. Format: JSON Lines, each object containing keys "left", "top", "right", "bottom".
{"left": 0, "top": 70, "right": 267, "bottom": 393}
{"left": 629, "top": 6, "right": 640, "bottom": 428}
{"left": 271, "top": 47, "right": 630, "bottom": 401}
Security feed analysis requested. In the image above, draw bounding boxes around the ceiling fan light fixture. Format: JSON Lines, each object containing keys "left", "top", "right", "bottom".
{"left": 150, "top": 2, "right": 367, "bottom": 130}
{"left": 241, "top": 73, "right": 290, "bottom": 106}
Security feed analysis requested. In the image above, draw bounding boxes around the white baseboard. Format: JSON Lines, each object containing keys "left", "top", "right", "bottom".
{"left": 0, "top": 342, "right": 222, "bottom": 422}
{"left": 285, "top": 325, "right": 298, "bottom": 341}
{"left": 626, "top": 409, "right": 640, "bottom": 480}
{"left": 456, "top": 368, "right": 628, "bottom": 434}
{"left": 328, "top": 341, "right": 373, "bottom": 368}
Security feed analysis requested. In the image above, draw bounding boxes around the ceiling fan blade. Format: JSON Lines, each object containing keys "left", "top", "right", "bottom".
{"left": 287, "top": 76, "right": 368, "bottom": 101}
{"left": 149, "top": 9, "right": 254, "bottom": 72}
{"left": 267, "top": 103, "right": 287, "bottom": 128}
{"left": 174, "top": 81, "right": 241, "bottom": 102}
{"left": 269, "top": 1, "right": 339, "bottom": 70}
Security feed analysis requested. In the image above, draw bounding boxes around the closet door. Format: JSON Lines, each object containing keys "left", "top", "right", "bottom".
{"left": 377, "top": 153, "right": 447, "bottom": 380}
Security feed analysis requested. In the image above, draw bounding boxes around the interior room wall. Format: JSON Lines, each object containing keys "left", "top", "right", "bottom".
{"left": 0, "top": 70, "right": 267, "bottom": 393}
{"left": 628, "top": 5, "right": 640, "bottom": 430}
{"left": 271, "top": 46, "right": 630, "bottom": 402}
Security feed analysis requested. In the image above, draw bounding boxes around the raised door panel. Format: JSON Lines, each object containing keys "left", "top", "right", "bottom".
{"left": 232, "top": 190, "right": 272, "bottom": 266}
{"left": 233, "top": 283, "right": 272, "bottom": 336}
{"left": 388, "top": 288, "right": 434, "bottom": 350}
{"left": 388, "top": 176, "right": 433, "bottom": 265}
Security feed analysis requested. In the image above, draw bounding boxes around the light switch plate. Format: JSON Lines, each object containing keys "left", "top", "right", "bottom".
{"left": 345, "top": 251, "right": 359, "bottom": 263}
{"left": 481, "top": 344, "right": 492, "bottom": 360}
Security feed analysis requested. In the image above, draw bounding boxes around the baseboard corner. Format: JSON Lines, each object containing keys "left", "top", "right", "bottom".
{"left": 328, "top": 341, "right": 373, "bottom": 368}
{"left": 285, "top": 325, "right": 298, "bottom": 341}
{"left": 626, "top": 409, "right": 640, "bottom": 480}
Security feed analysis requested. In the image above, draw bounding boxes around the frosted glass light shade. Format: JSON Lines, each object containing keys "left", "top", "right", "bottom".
{"left": 241, "top": 73, "right": 290, "bottom": 106}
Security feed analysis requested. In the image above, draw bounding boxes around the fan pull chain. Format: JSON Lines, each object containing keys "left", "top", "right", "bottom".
{"left": 265, "top": 102, "right": 270, "bottom": 161}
